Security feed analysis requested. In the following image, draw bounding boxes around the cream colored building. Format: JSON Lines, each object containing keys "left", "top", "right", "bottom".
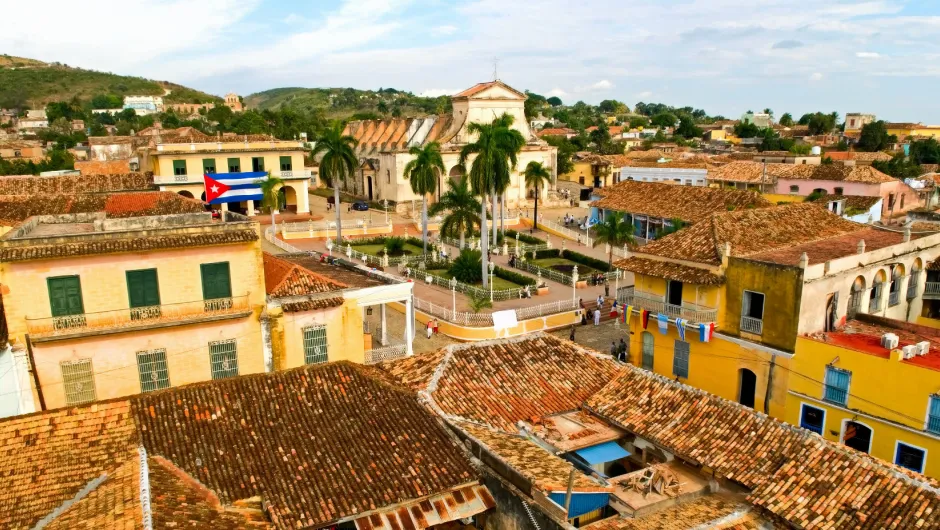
{"left": 342, "top": 81, "right": 557, "bottom": 207}
{"left": 147, "top": 136, "right": 312, "bottom": 214}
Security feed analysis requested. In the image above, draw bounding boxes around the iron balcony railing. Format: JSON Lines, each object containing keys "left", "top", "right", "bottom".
{"left": 740, "top": 316, "right": 764, "bottom": 335}
{"left": 924, "top": 282, "right": 940, "bottom": 299}
{"left": 26, "top": 295, "right": 251, "bottom": 339}
{"left": 927, "top": 414, "right": 940, "bottom": 435}
{"left": 617, "top": 288, "right": 717, "bottom": 324}
{"left": 823, "top": 385, "right": 849, "bottom": 406}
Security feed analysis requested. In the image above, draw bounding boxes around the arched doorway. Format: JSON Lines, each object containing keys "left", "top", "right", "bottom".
{"left": 178, "top": 190, "right": 195, "bottom": 199}
{"left": 449, "top": 165, "right": 465, "bottom": 187}
{"left": 279, "top": 186, "right": 297, "bottom": 212}
{"left": 738, "top": 369, "right": 757, "bottom": 408}
{"left": 869, "top": 269, "right": 886, "bottom": 314}
{"left": 367, "top": 176, "right": 374, "bottom": 200}
{"left": 849, "top": 276, "right": 866, "bottom": 318}
{"left": 842, "top": 421, "right": 873, "bottom": 453}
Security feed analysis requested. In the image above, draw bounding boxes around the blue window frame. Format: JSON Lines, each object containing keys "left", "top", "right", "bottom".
{"left": 823, "top": 366, "right": 851, "bottom": 406}
{"left": 895, "top": 442, "right": 926, "bottom": 473}
{"left": 800, "top": 404, "right": 825, "bottom": 435}
{"left": 928, "top": 396, "right": 940, "bottom": 434}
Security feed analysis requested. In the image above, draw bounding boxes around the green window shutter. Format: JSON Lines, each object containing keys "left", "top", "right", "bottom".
{"left": 137, "top": 349, "right": 170, "bottom": 392}
{"left": 202, "top": 158, "right": 217, "bottom": 174}
{"left": 252, "top": 157, "right": 264, "bottom": 172}
{"left": 227, "top": 157, "right": 241, "bottom": 173}
{"left": 641, "top": 331, "right": 654, "bottom": 370}
{"left": 48, "top": 276, "right": 84, "bottom": 317}
{"left": 173, "top": 160, "right": 187, "bottom": 176}
{"left": 209, "top": 339, "right": 238, "bottom": 379}
{"left": 61, "top": 359, "right": 96, "bottom": 405}
{"left": 126, "top": 269, "right": 160, "bottom": 308}
{"left": 200, "top": 262, "right": 232, "bottom": 300}
{"left": 303, "top": 326, "right": 328, "bottom": 364}
{"left": 673, "top": 340, "right": 690, "bottom": 379}
{"left": 279, "top": 156, "right": 292, "bottom": 171}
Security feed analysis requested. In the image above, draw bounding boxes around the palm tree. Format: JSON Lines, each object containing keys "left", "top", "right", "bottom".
{"left": 523, "top": 161, "right": 551, "bottom": 232}
{"left": 403, "top": 142, "right": 445, "bottom": 252}
{"left": 430, "top": 177, "right": 481, "bottom": 250}
{"left": 254, "top": 172, "right": 285, "bottom": 228}
{"left": 492, "top": 114, "right": 524, "bottom": 240}
{"left": 593, "top": 212, "right": 636, "bottom": 268}
{"left": 311, "top": 122, "right": 358, "bottom": 240}
{"left": 459, "top": 114, "right": 525, "bottom": 286}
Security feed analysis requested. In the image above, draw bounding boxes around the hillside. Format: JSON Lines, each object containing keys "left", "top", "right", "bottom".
{"left": 245, "top": 86, "right": 450, "bottom": 119}
{"left": 0, "top": 55, "right": 221, "bottom": 108}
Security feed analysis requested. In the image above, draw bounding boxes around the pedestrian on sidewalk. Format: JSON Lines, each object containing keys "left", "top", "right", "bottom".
{"left": 610, "top": 341, "right": 618, "bottom": 359}
{"left": 426, "top": 320, "right": 433, "bottom": 339}
{"left": 594, "top": 307, "right": 601, "bottom": 326}
{"left": 569, "top": 325, "right": 576, "bottom": 342}
{"left": 604, "top": 279, "right": 610, "bottom": 298}
{"left": 618, "top": 338, "right": 628, "bottom": 362}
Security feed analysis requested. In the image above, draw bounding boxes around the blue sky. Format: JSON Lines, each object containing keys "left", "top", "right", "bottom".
{"left": 4, "top": 0, "right": 940, "bottom": 122}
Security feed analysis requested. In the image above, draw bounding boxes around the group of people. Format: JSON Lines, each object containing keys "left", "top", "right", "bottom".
{"left": 425, "top": 318, "right": 439, "bottom": 339}
{"left": 562, "top": 213, "right": 578, "bottom": 226}
{"left": 609, "top": 338, "right": 628, "bottom": 362}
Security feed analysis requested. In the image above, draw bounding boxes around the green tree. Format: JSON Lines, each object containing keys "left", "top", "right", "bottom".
{"left": 547, "top": 96, "right": 563, "bottom": 107}
{"left": 873, "top": 154, "right": 923, "bottom": 180}
{"left": 589, "top": 123, "right": 612, "bottom": 150}
{"left": 449, "top": 249, "right": 483, "bottom": 284}
{"left": 207, "top": 104, "right": 234, "bottom": 126}
{"left": 789, "top": 143, "right": 812, "bottom": 155}
{"left": 377, "top": 101, "right": 389, "bottom": 115}
{"left": 232, "top": 110, "right": 268, "bottom": 134}
{"left": 255, "top": 173, "right": 285, "bottom": 227}
{"left": 403, "top": 142, "right": 445, "bottom": 252}
{"left": 779, "top": 113, "right": 794, "bottom": 126}
{"left": 733, "top": 121, "right": 761, "bottom": 138}
{"left": 458, "top": 113, "right": 525, "bottom": 287}
{"left": 628, "top": 116, "right": 650, "bottom": 129}
{"left": 524, "top": 161, "right": 551, "bottom": 232}
{"left": 466, "top": 289, "right": 493, "bottom": 313}
{"left": 910, "top": 138, "right": 940, "bottom": 164}
{"left": 430, "top": 177, "right": 481, "bottom": 249}
{"left": 543, "top": 135, "right": 576, "bottom": 175}
{"left": 311, "top": 122, "right": 359, "bottom": 240}
{"left": 675, "top": 116, "right": 702, "bottom": 139}
{"left": 593, "top": 212, "right": 636, "bottom": 268}
{"left": 857, "top": 120, "right": 894, "bottom": 152}
{"left": 650, "top": 112, "right": 677, "bottom": 128}
{"left": 524, "top": 91, "right": 547, "bottom": 119}
{"left": 599, "top": 99, "right": 628, "bottom": 114}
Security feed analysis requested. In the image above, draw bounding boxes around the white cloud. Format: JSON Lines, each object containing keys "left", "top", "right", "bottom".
{"left": 432, "top": 25, "right": 458, "bottom": 36}
{"left": 809, "top": 72, "right": 824, "bottom": 81}
{"left": 418, "top": 88, "right": 460, "bottom": 97}
{"left": 856, "top": 51, "right": 882, "bottom": 59}
{"left": 635, "top": 90, "right": 654, "bottom": 98}
{"left": 283, "top": 13, "right": 305, "bottom": 24}
{"left": 575, "top": 79, "right": 613, "bottom": 92}
{"left": 546, "top": 88, "right": 567, "bottom": 97}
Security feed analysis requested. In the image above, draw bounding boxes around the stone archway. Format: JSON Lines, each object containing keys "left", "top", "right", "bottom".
{"left": 178, "top": 190, "right": 195, "bottom": 199}
{"left": 449, "top": 165, "right": 465, "bottom": 187}
{"left": 279, "top": 185, "right": 298, "bottom": 212}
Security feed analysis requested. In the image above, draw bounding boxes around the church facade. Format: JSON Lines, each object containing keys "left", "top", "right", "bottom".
{"left": 340, "top": 81, "right": 557, "bottom": 208}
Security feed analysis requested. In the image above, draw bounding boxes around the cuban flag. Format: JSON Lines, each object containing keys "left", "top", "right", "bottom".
{"left": 203, "top": 172, "right": 266, "bottom": 204}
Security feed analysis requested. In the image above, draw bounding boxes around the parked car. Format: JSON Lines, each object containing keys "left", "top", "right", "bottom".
{"left": 352, "top": 200, "right": 369, "bottom": 211}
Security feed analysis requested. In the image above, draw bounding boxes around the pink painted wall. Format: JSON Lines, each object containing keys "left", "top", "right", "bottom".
{"left": 775, "top": 178, "right": 922, "bottom": 217}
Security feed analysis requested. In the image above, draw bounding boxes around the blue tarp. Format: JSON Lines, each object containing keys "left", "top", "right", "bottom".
{"left": 573, "top": 441, "right": 631, "bottom": 465}
{"left": 548, "top": 492, "right": 610, "bottom": 519}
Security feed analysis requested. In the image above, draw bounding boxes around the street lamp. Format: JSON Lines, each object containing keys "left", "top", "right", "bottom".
{"left": 571, "top": 265, "right": 579, "bottom": 305}
{"left": 615, "top": 269, "right": 620, "bottom": 301}
{"left": 489, "top": 261, "right": 496, "bottom": 302}
{"left": 326, "top": 239, "right": 333, "bottom": 257}
{"left": 383, "top": 199, "right": 389, "bottom": 224}
{"left": 450, "top": 277, "right": 457, "bottom": 313}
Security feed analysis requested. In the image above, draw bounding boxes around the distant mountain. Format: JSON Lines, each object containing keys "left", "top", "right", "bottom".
{"left": 0, "top": 54, "right": 221, "bottom": 109}
{"left": 244, "top": 86, "right": 450, "bottom": 120}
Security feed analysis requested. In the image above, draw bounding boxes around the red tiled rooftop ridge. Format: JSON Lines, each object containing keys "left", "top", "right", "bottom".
{"left": 262, "top": 251, "right": 347, "bottom": 297}
{"left": 592, "top": 180, "right": 771, "bottom": 224}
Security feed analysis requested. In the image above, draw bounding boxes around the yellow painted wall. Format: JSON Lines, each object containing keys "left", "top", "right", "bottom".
{"left": 724, "top": 258, "right": 802, "bottom": 352}
{"left": 279, "top": 300, "right": 365, "bottom": 367}
{"left": 631, "top": 274, "right": 722, "bottom": 315}
{"left": 787, "top": 336, "right": 940, "bottom": 477}
{"left": 624, "top": 317, "right": 790, "bottom": 418}
{"left": 763, "top": 193, "right": 805, "bottom": 204}
{"left": 281, "top": 223, "right": 392, "bottom": 240}
{"left": 916, "top": 316, "right": 940, "bottom": 330}
{"left": 403, "top": 302, "right": 580, "bottom": 341}
{"left": 153, "top": 151, "right": 305, "bottom": 177}
{"left": 558, "top": 161, "right": 594, "bottom": 186}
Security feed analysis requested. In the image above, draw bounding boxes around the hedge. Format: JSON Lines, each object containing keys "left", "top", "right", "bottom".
{"left": 494, "top": 266, "right": 537, "bottom": 286}
{"left": 526, "top": 248, "right": 560, "bottom": 260}
{"left": 339, "top": 235, "right": 425, "bottom": 248}
{"left": 505, "top": 229, "right": 546, "bottom": 245}
{"left": 561, "top": 249, "right": 611, "bottom": 272}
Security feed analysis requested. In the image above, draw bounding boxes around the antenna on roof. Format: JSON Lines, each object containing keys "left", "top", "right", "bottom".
{"left": 493, "top": 57, "right": 499, "bottom": 81}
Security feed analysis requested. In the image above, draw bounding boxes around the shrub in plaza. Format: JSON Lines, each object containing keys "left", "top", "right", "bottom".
{"left": 561, "top": 249, "right": 612, "bottom": 272}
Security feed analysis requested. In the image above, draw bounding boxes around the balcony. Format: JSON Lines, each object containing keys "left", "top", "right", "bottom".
{"left": 619, "top": 288, "right": 717, "bottom": 324}
{"left": 26, "top": 295, "right": 252, "bottom": 342}
{"left": 925, "top": 282, "right": 940, "bottom": 300}
{"left": 740, "top": 316, "right": 763, "bottom": 335}
{"left": 277, "top": 169, "right": 312, "bottom": 179}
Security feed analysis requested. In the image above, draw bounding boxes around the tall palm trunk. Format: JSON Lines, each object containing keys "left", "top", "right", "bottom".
{"left": 459, "top": 230, "right": 465, "bottom": 250}
{"left": 500, "top": 193, "right": 506, "bottom": 236}
{"left": 421, "top": 200, "right": 428, "bottom": 253}
{"left": 481, "top": 196, "right": 489, "bottom": 287}
{"left": 334, "top": 186, "right": 342, "bottom": 240}
{"left": 533, "top": 186, "right": 539, "bottom": 232}
{"left": 491, "top": 186, "right": 498, "bottom": 247}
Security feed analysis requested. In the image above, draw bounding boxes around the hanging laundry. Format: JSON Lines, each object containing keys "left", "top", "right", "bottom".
{"left": 657, "top": 313, "right": 668, "bottom": 334}
{"left": 675, "top": 318, "right": 687, "bottom": 341}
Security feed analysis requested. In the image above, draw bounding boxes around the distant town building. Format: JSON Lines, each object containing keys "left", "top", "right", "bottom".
{"left": 122, "top": 95, "right": 164, "bottom": 116}
{"left": 0, "top": 140, "right": 44, "bottom": 160}
{"left": 741, "top": 111, "right": 772, "bottom": 128}
{"left": 225, "top": 92, "right": 243, "bottom": 111}
{"left": 845, "top": 112, "right": 876, "bottom": 132}
{"left": 16, "top": 109, "right": 48, "bottom": 132}
{"left": 166, "top": 102, "right": 213, "bottom": 116}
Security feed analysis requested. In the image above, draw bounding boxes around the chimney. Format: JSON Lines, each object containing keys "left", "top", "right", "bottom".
{"left": 799, "top": 252, "right": 809, "bottom": 269}
{"left": 857, "top": 239, "right": 866, "bottom": 254}
{"left": 904, "top": 226, "right": 911, "bottom": 243}
{"left": 721, "top": 242, "right": 732, "bottom": 267}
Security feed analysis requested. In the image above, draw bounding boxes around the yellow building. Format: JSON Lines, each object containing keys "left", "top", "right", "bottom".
{"left": 787, "top": 316, "right": 940, "bottom": 477}
{"left": 886, "top": 122, "right": 940, "bottom": 141}
{"left": 616, "top": 202, "right": 940, "bottom": 420}
{"left": 262, "top": 252, "right": 414, "bottom": 369}
{"left": 147, "top": 135, "right": 312, "bottom": 215}
{"left": 0, "top": 192, "right": 267, "bottom": 410}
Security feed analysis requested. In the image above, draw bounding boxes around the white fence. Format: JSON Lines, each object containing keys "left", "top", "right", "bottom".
{"left": 265, "top": 226, "right": 305, "bottom": 253}
{"left": 513, "top": 259, "right": 620, "bottom": 286}
{"left": 536, "top": 217, "right": 594, "bottom": 247}
{"left": 280, "top": 218, "right": 392, "bottom": 237}
{"left": 413, "top": 297, "right": 579, "bottom": 328}
{"left": 441, "top": 235, "right": 551, "bottom": 255}
{"left": 406, "top": 268, "right": 527, "bottom": 302}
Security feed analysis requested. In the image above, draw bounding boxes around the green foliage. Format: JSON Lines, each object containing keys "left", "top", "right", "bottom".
{"left": 527, "top": 249, "right": 560, "bottom": 260}
{"left": 804, "top": 190, "right": 826, "bottom": 202}
{"left": 599, "top": 99, "right": 629, "bottom": 114}
{"left": 430, "top": 177, "right": 481, "bottom": 241}
{"left": 910, "top": 138, "right": 940, "bottom": 164}
{"left": 733, "top": 121, "right": 761, "bottom": 138}
{"left": 505, "top": 229, "right": 545, "bottom": 245}
{"left": 547, "top": 96, "right": 563, "bottom": 107}
{"left": 675, "top": 116, "right": 702, "bottom": 139}
{"left": 591, "top": 212, "right": 635, "bottom": 266}
{"left": 0, "top": 149, "right": 74, "bottom": 175}
{"left": 628, "top": 116, "right": 650, "bottom": 129}
{"left": 90, "top": 93, "right": 122, "bottom": 109}
{"left": 244, "top": 86, "right": 448, "bottom": 121}
{"left": 779, "top": 113, "right": 794, "bottom": 126}
{"left": 758, "top": 128, "right": 795, "bottom": 152}
{"left": 255, "top": 174, "right": 284, "bottom": 214}
{"left": 650, "top": 112, "right": 677, "bottom": 128}
{"left": 493, "top": 266, "right": 536, "bottom": 287}
{"left": 873, "top": 154, "right": 923, "bottom": 180}
{"left": 524, "top": 90, "right": 548, "bottom": 119}
{"left": 561, "top": 249, "right": 612, "bottom": 272}
{"left": 448, "top": 249, "right": 483, "bottom": 284}
{"left": 383, "top": 236, "right": 407, "bottom": 256}
{"left": 798, "top": 112, "right": 839, "bottom": 135}
{"left": 789, "top": 144, "right": 812, "bottom": 155}
{"left": 653, "top": 218, "right": 687, "bottom": 239}
{"left": 543, "top": 135, "right": 576, "bottom": 175}
{"left": 857, "top": 121, "right": 896, "bottom": 152}
{"left": 821, "top": 156, "right": 834, "bottom": 165}
{"left": 466, "top": 290, "right": 493, "bottom": 313}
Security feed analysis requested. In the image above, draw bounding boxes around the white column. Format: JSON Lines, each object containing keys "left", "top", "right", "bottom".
{"left": 405, "top": 296, "right": 414, "bottom": 356}
{"left": 221, "top": 202, "right": 229, "bottom": 212}
{"left": 380, "top": 304, "right": 387, "bottom": 346}
{"left": 246, "top": 200, "right": 255, "bottom": 215}
{"left": 298, "top": 182, "right": 311, "bottom": 213}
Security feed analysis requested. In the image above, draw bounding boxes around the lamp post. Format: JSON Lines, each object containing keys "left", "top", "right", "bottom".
{"left": 450, "top": 277, "right": 457, "bottom": 314}
{"left": 571, "top": 265, "right": 579, "bottom": 305}
{"left": 383, "top": 199, "right": 389, "bottom": 224}
{"left": 325, "top": 239, "right": 333, "bottom": 257}
{"left": 489, "top": 261, "right": 496, "bottom": 302}
{"left": 615, "top": 269, "right": 620, "bottom": 300}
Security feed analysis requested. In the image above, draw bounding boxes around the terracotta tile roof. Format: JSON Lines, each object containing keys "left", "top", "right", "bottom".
{"left": 614, "top": 256, "right": 724, "bottom": 285}
{"left": 343, "top": 116, "right": 456, "bottom": 155}
{"left": 381, "top": 335, "right": 619, "bottom": 431}
{"left": 825, "top": 151, "right": 853, "bottom": 161}
{"left": 885, "top": 122, "right": 923, "bottom": 129}
{"left": 622, "top": 160, "right": 708, "bottom": 169}
{"left": 634, "top": 202, "right": 864, "bottom": 266}
{"left": 582, "top": 495, "right": 762, "bottom": 530}
{"left": 42, "top": 454, "right": 142, "bottom": 530}
{"left": 458, "top": 422, "right": 610, "bottom": 493}
{"left": 262, "top": 252, "right": 347, "bottom": 297}
{"left": 537, "top": 128, "right": 575, "bottom": 137}
{"left": 0, "top": 229, "right": 259, "bottom": 262}
{"left": 787, "top": 164, "right": 896, "bottom": 183}
{"left": 0, "top": 400, "right": 137, "bottom": 529}
{"left": 705, "top": 161, "right": 814, "bottom": 183}
{"left": 132, "top": 361, "right": 478, "bottom": 529}
{"left": 0, "top": 172, "right": 153, "bottom": 195}
{"left": 452, "top": 80, "right": 525, "bottom": 99}
{"left": 352, "top": 483, "right": 495, "bottom": 530}
{"left": 87, "top": 135, "right": 140, "bottom": 146}
{"left": 104, "top": 191, "right": 205, "bottom": 217}
{"left": 911, "top": 221, "right": 940, "bottom": 233}
{"left": 748, "top": 226, "right": 918, "bottom": 266}
{"left": 623, "top": 150, "right": 667, "bottom": 160}
{"left": 811, "top": 194, "right": 881, "bottom": 210}
{"left": 591, "top": 180, "right": 771, "bottom": 224}
{"left": 587, "top": 365, "right": 940, "bottom": 530}
{"left": 0, "top": 192, "right": 202, "bottom": 227}
{"left": 853, "top": 151, "right": 894, "bottom": 162}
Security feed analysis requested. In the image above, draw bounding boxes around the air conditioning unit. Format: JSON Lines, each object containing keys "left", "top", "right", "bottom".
{"left": 917, "top": 341, "right": 931, "bottom": 355}
{"left": 902, "top": 345, "right": 918, "bottom": 359}
{"left": 881, "top": 333, "right": 899, "bottom": 349}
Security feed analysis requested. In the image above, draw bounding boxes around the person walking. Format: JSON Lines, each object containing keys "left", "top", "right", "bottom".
{"left": 610, "top": 341, "right": 618, "bottom": 359}
{"left": 569, "top": 325, "right": 576, "bottom": 342}
{"left": 618, "top": 338, "right": 628, "bottom": 362}
{"left": 594, "top": 307, "right": 601, "bottom": 326}
{"left": 605, "top": 279, "right": 610, "bottom": 298}
{"left": 426, "top": 320, "right": 433, "bottom": 339}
